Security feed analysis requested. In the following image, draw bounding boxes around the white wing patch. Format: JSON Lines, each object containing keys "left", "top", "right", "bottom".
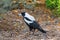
{"left": 25, "top": 13, "right": 35, "bottom": 21}
{"left": 24, "top": 18, "right": 33, "bottom": 24}
{"left": 24, "top": 12, "right": 35, "bottom": 24}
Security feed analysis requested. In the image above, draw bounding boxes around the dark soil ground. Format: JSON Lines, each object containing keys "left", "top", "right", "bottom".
{"left": 0, "top": 8, "right": 60, "bottom": 40}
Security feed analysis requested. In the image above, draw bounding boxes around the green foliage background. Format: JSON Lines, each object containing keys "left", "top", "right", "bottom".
{"left": 46, "top": 0, "right": 60, "bottom": 17}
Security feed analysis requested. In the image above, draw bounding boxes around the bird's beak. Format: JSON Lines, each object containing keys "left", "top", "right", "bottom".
{"left": 18, "top": 13, "right": 21, "bottom": 16}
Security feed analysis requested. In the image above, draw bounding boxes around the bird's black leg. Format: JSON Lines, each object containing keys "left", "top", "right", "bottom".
{"left": 32, "top": 29, "right": 35, "bottom": 35}
{"left": 29, "top": 27, "right": 33, "bottom": 35}
{"left": 29, "top": 27, "right": 32, "bottom": 31}
{"left": 29, "top": 27, "right": 35, "bottom": 35}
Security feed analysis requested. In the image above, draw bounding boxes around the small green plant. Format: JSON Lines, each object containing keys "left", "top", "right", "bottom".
{"left": 46, "top": 0, "right": 58, "bottom": 10}
{"left": 46, "top": 0, "right": 60, "bottom": 17}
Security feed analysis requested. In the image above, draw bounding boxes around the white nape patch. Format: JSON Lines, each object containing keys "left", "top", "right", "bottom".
{"left": 24, "top": 12, "right": 35, "bottom": 21}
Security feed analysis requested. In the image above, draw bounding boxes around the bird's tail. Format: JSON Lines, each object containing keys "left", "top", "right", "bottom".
{"left": 33, "top": 21, "right": 47, "bottom": 33}
{"left": 38, "top": 27, "right": 46, "bottom": 33}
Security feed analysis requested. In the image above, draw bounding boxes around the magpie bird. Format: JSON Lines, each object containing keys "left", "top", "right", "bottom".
{"left": 19, "top": 12, "right": 46, "bottom": 33}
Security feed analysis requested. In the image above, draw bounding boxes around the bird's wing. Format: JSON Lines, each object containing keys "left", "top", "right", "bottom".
{"left": 24, "top": 16, "right": 35, "bottom": 24}
{"left": 25, "top": 13, "right": 35, "bottom": 21}
{"left": 30, "top": 21, "right": 40, "bottom": 28}
{"left": 30, "top": 21, "right": 46, "bottom": 33}
{"left": 24, "top": 18, "right": 33, "bottom": 24}
{"left": 30, "top": 16, "right": 35, "bottom": 21}
{"left": 24, "top": 17, "right": 31, "bottom": 21}
{"left": 25, "top": 15, "right": 35, "bottom": 21}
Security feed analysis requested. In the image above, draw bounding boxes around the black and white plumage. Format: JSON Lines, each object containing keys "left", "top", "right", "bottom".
{"left": 19, "top": 12, "right": 46, "bottom": 33}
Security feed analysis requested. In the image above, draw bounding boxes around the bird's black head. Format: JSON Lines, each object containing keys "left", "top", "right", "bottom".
{"left": 21, "top": 12, "right": 25, "bottom": 17}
